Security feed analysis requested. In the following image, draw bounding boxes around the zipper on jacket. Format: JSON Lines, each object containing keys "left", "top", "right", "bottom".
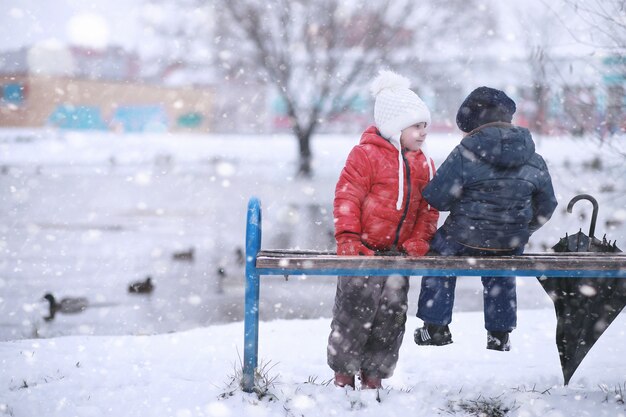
{"left": 393, "top": 151, "right": 411, "bottom": 247}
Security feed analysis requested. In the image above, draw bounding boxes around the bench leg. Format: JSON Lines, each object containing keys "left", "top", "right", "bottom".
{"left": 243, "top": 197, "right": 261, "bottom": 393}
{"left": 243, "top": 269, "right": 260, "bottom": 392}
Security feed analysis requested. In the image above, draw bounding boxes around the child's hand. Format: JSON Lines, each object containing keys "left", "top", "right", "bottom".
{"left": 401, "top": 239, "right": 430, "bottom": 257}
{"left": 337, "top": 240, "right": 375, "bottom": 256}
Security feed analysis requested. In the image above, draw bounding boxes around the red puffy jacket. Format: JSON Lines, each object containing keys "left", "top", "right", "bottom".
{"left": 334, "top": 126, "right": 439, "bottom": 256}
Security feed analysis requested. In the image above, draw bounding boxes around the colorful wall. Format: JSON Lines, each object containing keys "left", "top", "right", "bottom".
{"left": 0, "top": 75, "right": 213, "bottom": 132}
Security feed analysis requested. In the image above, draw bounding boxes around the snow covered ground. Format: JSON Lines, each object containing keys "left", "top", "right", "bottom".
{"left": 1, "top": 128, "right": 625, "bottom": 416}
{"left": 2, "top": 310, "right": 626, "bottom": 417}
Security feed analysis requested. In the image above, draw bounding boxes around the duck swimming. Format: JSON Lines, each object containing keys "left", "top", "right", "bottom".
{"left": 128, "top": 276, "right": 154, "bottom": 294}
{"left": 172, "top": 247, "right": 195, "bottom": 262}
{"left": 43, "top": 293, "right": 89, "bottom": 321}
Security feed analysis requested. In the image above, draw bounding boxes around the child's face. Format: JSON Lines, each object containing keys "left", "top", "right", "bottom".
{"left": 400, "top": 122, "right": 427, "bottom": 151}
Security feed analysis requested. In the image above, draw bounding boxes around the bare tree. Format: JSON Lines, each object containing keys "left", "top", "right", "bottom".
{"left": 141, "top": 0, "right": 215, "bottom": 80}
{"left": 214, "top": 0, "right": 489, "bottom": 177}
{"left": 518, "top": 2, "right": 575, "bottom": 135}
{"left": 518, "top": 6, "right": 556, "bottom": 135}
{"left": 144, "top": 0, "right": 491, "bottom": 176}
{"left": 544, "top": 0, "right": 626, "bottom": 152}
{"left": 561, "top": 0, "right": 626, "bottom": 52}
{"left": 563, "top": 0, "right": 626, "bottom": 141}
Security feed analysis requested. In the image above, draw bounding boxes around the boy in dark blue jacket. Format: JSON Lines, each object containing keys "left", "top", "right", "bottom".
{"left": 414, "top": 87, "right": 557, "bottom": 351}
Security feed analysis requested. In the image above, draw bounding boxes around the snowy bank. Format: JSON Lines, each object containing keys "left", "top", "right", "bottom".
{"left": 2, "top": 310, "right": 626, "bottom": 417}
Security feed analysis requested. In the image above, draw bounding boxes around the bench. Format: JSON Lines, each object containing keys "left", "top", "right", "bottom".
{"left": 242, "top": 197, "right": 626, "bottom": 392}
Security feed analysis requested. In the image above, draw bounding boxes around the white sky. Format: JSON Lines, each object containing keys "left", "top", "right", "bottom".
{"left": 0, "top": 0, "right": 589, "bottom": 56}
{"left": 0, "top": 0, "right": 144, "bottom": 50}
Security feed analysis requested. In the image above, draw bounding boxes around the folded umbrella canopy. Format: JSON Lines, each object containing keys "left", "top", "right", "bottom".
{"left": 537, "top": 194, "right": 623, "bottom": 385}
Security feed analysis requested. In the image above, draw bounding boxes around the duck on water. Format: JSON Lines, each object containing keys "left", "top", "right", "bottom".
{"left": 42, "top": 293, "right": 89, "bottom": 321}
{"left": 128, "top": 276, "right": 154, "bottom": 294}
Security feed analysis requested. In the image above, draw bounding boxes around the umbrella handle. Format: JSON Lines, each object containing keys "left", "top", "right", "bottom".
{"left": 566, "top": 194, "right": 598, "bottom": 238}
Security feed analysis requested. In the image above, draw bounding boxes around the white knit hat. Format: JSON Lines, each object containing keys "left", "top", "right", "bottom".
{"left": 371, "top": 70, "right": 432, "bottom": 210}
{"left": 371, "top": 70, "right": 431, "bottom": 141}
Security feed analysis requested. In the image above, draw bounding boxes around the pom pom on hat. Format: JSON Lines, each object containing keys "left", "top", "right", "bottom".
{"left": 370, "top": 70, "right": 411, "bottom": 97}
{"left": 456, "top": 86, "right": 516, "bottom": 133}
{"left": 371, "top": 70, "right": 431, "bottom": 140}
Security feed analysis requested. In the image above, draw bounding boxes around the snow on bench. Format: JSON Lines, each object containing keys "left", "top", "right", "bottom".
{"left": 242, "top": 197, "right": 626, "bottom": 392}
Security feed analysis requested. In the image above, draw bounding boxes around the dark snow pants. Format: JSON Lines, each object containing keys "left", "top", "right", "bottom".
{"left": 327, "top": 274, "right": 409, "bottom": 378}
{"left": 417, "top": 229, "right": 522, "bottom": 332}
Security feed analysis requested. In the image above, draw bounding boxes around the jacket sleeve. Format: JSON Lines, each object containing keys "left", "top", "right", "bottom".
{"left": 529, "top": 157, "right": 558, "bottom": 234}
{"left": 402, "top": 157, "right": 439, "bottom": 256}
{"left": 422, "top": 146, "right": 464, "bottom": 211}
{"left": 333, "top": 146, "right": 373, "bottom": 241}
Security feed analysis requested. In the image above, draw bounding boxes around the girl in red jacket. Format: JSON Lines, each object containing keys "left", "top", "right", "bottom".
{"left": 328, "top": 70, "right": 439, "bottom": 389}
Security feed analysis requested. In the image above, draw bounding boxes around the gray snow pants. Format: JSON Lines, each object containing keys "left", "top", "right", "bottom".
{"left": 327, "top": 275, "right": 409, "bottom": 378}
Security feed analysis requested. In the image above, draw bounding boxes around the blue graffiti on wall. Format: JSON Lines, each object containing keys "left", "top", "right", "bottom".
{"left": 1, "top": 83, "right": 25, "bottom": 105}
{"left": 47, "top": 104, "right": 170, "bottom": 132}
{"left": 177, "top": 112, "right": 203, "bottom": 128}
{"left": 48, "top": 105, "right": 108, "bottom": 130}
{"left": 112, "top": 106, "right": 168, "bottom": 132}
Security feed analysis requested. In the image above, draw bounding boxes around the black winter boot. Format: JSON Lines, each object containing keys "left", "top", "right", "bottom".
{"left": 414, "top": 323, "right": 453, "bottom": 346}
{"left": 487, "top": 331, "right": 511, "bottom": 351}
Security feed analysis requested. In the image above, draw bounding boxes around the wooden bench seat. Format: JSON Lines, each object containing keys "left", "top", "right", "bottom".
{"left": 242, "top": 197, "right": 626, "bottom": 392}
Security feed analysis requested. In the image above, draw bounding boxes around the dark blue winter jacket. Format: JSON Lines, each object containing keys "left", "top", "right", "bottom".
{"left": 423, "top": 122, "right": 557, "bottom": 250}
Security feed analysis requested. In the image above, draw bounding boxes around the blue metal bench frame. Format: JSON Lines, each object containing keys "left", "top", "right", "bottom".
{"left": 242, "top": 197, "right": 626, "bottom": 392}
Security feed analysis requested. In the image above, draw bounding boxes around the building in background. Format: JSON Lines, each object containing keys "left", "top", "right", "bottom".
{"left": 0, "top": 43, "right": 624, "bottom": 137}
{"left": 0, "top": 44, "right": 213, "bottom": 132}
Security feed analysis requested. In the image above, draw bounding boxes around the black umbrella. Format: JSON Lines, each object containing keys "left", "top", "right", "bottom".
{"left": 537, "top": 194, "right": 623, "bottom": 385}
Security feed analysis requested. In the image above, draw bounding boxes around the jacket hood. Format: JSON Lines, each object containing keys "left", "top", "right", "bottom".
{"left": 360, "top": 125, "right": 398, "bottom": 150}
{"left": 460, "top": 122, "right": 535, "bottom": 168}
